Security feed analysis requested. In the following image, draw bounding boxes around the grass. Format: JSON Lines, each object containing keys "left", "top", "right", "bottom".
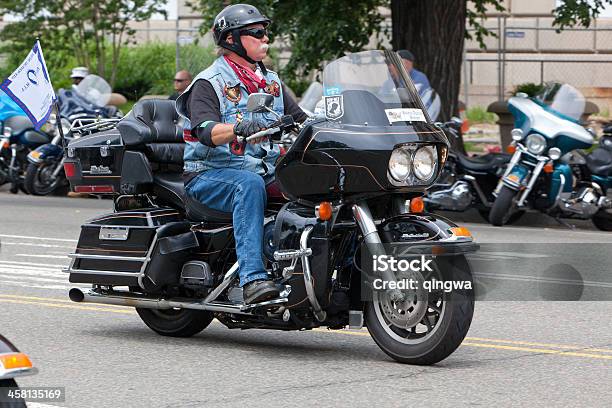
{"left": 466, "top": 106, "right": 498, "bottom": 124}
{"left": 118, "top": 100, "right": 136, "bottom": 115}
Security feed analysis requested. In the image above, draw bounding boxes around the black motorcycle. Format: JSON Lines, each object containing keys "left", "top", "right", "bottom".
{"left": 0, "top": 116, "right": 52, "bottom": 194}
{"left": 64, "top": 50, "right": 477, "bottom": 365}
{"left": 424, "top": 120, "right": 519, "bottom": 221}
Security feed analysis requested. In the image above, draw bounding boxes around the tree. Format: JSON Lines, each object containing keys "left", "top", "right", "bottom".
{"left": 0, "top": 0, "right": 167, "bottom": 87}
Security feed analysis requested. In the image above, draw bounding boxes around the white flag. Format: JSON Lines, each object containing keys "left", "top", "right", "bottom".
{"left": 0, "top": 41, "right": 55, "bottom": 130}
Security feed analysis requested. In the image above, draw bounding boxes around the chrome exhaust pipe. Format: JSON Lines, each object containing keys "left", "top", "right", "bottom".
{"left": 69, "top": 287, "right": 248, "bottom": 314}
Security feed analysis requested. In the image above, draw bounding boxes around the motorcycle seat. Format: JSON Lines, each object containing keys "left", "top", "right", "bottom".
{"left": 586, "top": 148, "right": 612, "bottom": 176}
{"left": 118, "top": 99, "right": 182, "bottom": 146}
{"left": 153, "top": 172, "right": 233, "bottom": 223}
{"left": 456, "top": 152, "right": 510, "bottom": 172}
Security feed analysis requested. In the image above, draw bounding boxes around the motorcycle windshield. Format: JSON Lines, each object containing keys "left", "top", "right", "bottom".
{"left": 322, "top": 50, "right": 430, "bottom": 126}
{"left": 535, "top": 83, "right": 585, "bottom": 122}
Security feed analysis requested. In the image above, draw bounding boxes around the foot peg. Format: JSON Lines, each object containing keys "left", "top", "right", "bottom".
{"left": 240, "top": 285, "right": 291, "bottom": 311}
{"left": 273, "top": 248, "right": 312, "bottom": 261}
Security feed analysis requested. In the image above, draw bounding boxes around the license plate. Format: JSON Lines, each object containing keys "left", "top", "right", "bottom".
{"left": 99, "top": 226, "right": 129, "bottom": 241}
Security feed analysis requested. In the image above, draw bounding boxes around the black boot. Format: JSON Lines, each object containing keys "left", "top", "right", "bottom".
{"left": 243, "top": 280, "right": 280, "bottom": 304}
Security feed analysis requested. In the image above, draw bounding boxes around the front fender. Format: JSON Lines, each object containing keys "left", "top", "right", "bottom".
{"left": 27, "top": 143, "right": 63, "bottom": 164}
{"left": 502, "top": 163, "right": 529, "bottom": 190}
{"left": 377, "top": 213, "right": 479, "bottom": 255}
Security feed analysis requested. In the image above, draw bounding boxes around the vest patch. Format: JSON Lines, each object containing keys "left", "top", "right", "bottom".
{"left": 265, "top": 80, "right": 280, "bottom": 97}
{"left": 224, "top": 84, "right": 242, "bottom": 103}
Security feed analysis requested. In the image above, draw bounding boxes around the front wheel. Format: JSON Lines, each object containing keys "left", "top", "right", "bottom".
{"left": 489, "top": 185, "right": 519, "bottom": 226}
{"left": 136, "top": 307, "right": 214, "bottom": 337}
{"left": 365, "top": 255, "right": 474, "bottom": 365}
{"left": 24, "top": 162, "right": 66, "bottom": 196}
{"left": 0, "top": 379, "right": 26, "bottom": 408}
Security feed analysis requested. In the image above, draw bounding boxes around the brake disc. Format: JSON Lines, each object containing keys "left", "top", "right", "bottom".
{"left": 378, "top": 270, "right": 429, "bottom": 329}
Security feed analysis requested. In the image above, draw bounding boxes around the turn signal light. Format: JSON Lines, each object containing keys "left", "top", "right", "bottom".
{"left": 63, "top": 162, "right": 77, "bottom": 177}
{"left": 461, "top": 119, "right": 470, "bottom": 134}
{"left": 0, "top": 353, "right": 33, "bottom": 370}
{"left": 544, "top": 162, "right": 554, "bottom": 173}
{"left": 506, "top": 145, "right": 516, "bottom": 154}
{"left": 0, "top": 140, "right": 9, "bottom": 149}
{"left": 450, "top": 227, "right": 472, "bottom": 237}
{"left": 74, "top": 185, "right": 115, "bottom": 193}
{"left": 409, "top": 197, "right": 425, "bottom": 213}
{"left": 315, "top": 201, "right": 333, "bottom": 221}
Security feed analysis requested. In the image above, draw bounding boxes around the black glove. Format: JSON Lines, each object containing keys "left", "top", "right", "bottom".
{"left": 234, "top": 119, "right": 265, "bottom": 138}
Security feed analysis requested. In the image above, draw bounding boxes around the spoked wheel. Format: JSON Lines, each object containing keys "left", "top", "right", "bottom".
{"left": 365, "top": 255, "right": 474, "bottom": 365}
{"left": 136, "top": 307, "right": 214, "bottom": 337}
{"left": 24, "top": 162, "right": 66, "bottom": 196}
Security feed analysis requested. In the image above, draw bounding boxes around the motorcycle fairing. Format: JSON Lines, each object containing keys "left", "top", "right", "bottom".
{"left": 508, "top": 97, "right": 593, "bottom": 153}
{"left": 276, "top": 120, "right": 448, "bottom": 201}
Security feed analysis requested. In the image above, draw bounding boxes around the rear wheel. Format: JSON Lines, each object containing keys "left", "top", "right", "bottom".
{"left": 0, "top": 379, "right": 26, "bottom": 407}
{"left": 489, "top": 185, "right": 519, "bottom": 226}
{"left": 136, "top": 308, "right": 214, "bottom": 337}
{"left": 365, "top": 255, "right": 474, "bottom": 365}
{"left": 592, "top": 209, "right": 612, "bottom": 231}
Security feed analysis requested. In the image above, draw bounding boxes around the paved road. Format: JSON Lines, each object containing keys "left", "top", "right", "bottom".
{"left": 0, "top": 191, "right": 610, "bottom": 408}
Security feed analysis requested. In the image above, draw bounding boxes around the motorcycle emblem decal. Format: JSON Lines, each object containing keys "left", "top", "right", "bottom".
{"left": 90, "top": 165, "right": 112, "bottom": 175}
{"left": 264, "top": 80, "right": 280, "bottom": 97}
{"left": 324, "top": 95, "right": 344, "bottom": 120}
{"left": 224, "top": 84, "right": 242, "bottom": 104}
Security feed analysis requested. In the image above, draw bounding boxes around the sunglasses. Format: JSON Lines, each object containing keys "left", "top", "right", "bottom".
{"left": 240, "top": 28, "right": 268, "bottom": 39}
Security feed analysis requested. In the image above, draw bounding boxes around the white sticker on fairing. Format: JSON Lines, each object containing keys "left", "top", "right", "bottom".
{"left": 385, "top": 108, "right": 426, "bottom": 123}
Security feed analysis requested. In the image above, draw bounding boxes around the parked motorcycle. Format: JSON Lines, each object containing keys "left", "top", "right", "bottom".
{"left": 0, "top": 115, "right": 52, "bottom": 194}
{"left": 425, "top": 119, "right": 517, "bottom": 221}
{"left": 64, "top": 50, "right": 477, "bottom": 365}
{"left": 489, "top": 83, "right": 612, "bottom": 229}
{"left": 0, "top": 334, "right": 37, "bottom": 408}
{"left": 24, "top": 75, "right": 121, "bottom": 196}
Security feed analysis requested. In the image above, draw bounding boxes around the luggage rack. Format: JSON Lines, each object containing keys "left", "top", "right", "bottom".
{"left": 70, "top": 118, "right": 121, "bottom": 137}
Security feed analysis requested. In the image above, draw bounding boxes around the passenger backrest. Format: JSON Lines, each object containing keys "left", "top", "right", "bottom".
{"left": 118, "top": 99, "right": 182, "bottom": 145}
{"left": 117, "top": 99, "right": 184, "bottom": 169}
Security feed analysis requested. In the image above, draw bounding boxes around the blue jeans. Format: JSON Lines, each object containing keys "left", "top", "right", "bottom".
{"left": 185, "top": 168, "right": 269, "bottom": 287}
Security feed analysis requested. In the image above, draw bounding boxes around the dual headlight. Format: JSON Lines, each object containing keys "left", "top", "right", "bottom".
{"left": 388, "top": 145, "right": 438, "bottom": 183}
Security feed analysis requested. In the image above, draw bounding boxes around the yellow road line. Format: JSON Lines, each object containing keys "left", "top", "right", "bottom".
{"left": 461, "top": 342, "right": 612, "bottom": 360}
{"left": 2, "top": 293, "right": 611, "bottom": 361}
{"left": 464, "top": 336, "right": 612, "bottom": 353}
{"left": 0, "top": 299, "right": 135, "bottom": 314}
{"left": 0, "top": 293, "right": 129, "bottom": 308}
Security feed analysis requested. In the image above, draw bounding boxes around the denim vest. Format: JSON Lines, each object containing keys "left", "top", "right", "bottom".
{"left": 176, "top": 56, "right": 284, "bottom": 177}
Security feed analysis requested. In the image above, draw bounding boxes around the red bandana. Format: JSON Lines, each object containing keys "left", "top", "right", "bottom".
{"left": 224, "top": 56, "right": 267, "bottom": 94}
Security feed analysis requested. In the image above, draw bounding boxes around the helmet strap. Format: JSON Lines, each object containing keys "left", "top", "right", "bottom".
{"left": 221, "top": 28, "right": 256, "bottom": 64}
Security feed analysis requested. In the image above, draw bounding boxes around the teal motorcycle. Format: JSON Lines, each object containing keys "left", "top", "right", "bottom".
{"left": 489, "top": 83, "right": 612, "bottom": 229}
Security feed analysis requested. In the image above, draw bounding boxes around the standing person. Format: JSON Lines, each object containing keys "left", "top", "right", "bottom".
{"left": 396, "top": 50, "right": 431, "bottom": 90}
{"left": 175, "top": 4, "right": 307, "bottom": 304}
{"left": 169, "top": 70, "right": 192, "bottom": 100}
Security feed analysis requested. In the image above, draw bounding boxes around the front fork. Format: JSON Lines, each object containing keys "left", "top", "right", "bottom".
{"left": 352, "top": 201, "right": 404, "bottom": 302}
{"left": 494, "top": 148, "right": 548, "bottom": 207}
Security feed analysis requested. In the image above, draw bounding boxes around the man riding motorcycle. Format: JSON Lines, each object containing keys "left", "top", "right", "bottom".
{"left": 175, "top": 4, "right": 307, "bottom": 305}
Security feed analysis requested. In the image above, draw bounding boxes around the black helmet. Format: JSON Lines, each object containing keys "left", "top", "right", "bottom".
{"left": 212, "top": 4, "right": 271, "bottom": 64}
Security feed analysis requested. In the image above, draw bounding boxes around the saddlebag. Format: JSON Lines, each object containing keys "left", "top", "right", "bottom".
{"left": 67, "top": 208, "right": 199, "bottom": 291}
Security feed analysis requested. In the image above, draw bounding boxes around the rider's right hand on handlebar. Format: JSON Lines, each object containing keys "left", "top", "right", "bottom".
{"left": 234, "top": 119, "right": 265, "bottom": 143}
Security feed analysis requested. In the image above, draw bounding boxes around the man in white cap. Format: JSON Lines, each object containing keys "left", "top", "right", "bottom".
{"left": 70, "top": 67, "right": 89, "bottom": 86}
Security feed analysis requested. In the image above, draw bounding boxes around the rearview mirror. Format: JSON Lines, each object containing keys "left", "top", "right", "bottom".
{"left": 246, "top": 93, "right": 274, "bottom": 113}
